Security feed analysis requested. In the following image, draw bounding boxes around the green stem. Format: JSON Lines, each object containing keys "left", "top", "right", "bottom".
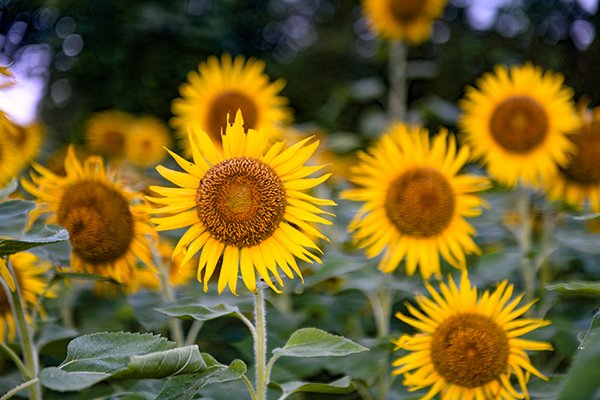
{"left": 6, "top": 260, "right": 41, "bottom": 400}
{"left": 184, "top": 320, "right": 204, "bottom": 347}
{"left": 153, "top": 248, "right": 185, "bottom": 347}
{"left": 241, "top": 374, "right": 258, "bottom": 400}
{"left": 387, "top": 40, "right": 407, "bottom": 122}
{"left": 0, "top": 378, "right": 40, "bottom": 400}
{"left": 368, "top": 278, "right": 393, "bottom": 400}
{"left": 254, "top": 284, "right": 268, "bottom": 400}
{"left": 0, "top": 341, "right": 29, "bottom": 379}
{"left": 517, "top": 189, "right": 535, "bottom": 306}
{"left": 536, "top": 203, "right": 556, "bottom": 317}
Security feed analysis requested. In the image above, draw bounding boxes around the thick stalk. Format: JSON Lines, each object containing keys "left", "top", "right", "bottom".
{"left": 6, "top": 260, "right": 41, "bottom": 400}
{"left": 254, "top": 284, "right": 268, "bottom": 400}
{"left": 368, "top": 278, "right": 393, "bottom": 400}
{"left": 517, "top": 189, "right": 535, "bottom": 306}
{"left": 0, "top": 378, "right": 40, "bottom": 400}
{"left": 0, "top": 341, "right": 29, "bottom": 378}
{"left": 387, "top": 40, "right": 407, "bottom": 122}
{"left": 536, "top": 203, "right": 556, "bottom": 317}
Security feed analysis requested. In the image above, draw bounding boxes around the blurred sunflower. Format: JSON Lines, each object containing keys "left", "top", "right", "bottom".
{"left": 137, "top": 240, "right": 196, "bottom": 290}
{"left": 21, "top": 146, "right": 156, "bottom": 286}
{"left": 0, "top": 252, "right": 53, "bottom": 343}
{"left": 0, "top": 113, "right": 20, "bottom": 186}
{"left": 362, "top": 0, "right": 448, "bottom": 44}
{"left": 460, "top": 64, "right": 580, "bottom": 188}
{"left": 125, "top": 116, "right": 172, "bottom": 168}
{"left": 6, "top": 121, "right": 44, "bottom": 168}
{"left": 170, "top": 54, "right": 292, "bottom": 156}
{"left": 544, "top": 102, "right": 600, "bottom": 211}
{"left": 393, "top": 273, "right": 552, "bottom": 399}
{"left": 342, "top": 124, "right": 489, "bottom": 279}
{"left": 85, "top": 110, "right": 134, "bottom": 159}
{"left": 147, "top": 111, "right": 334, "bottom": 294}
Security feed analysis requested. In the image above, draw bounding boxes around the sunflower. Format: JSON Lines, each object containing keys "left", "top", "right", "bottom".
{"left": 393, "top": 273, "right": 552, "bottom": 399}
{"left": 362, "top": 0, "right": 448, "bottom": 44}
{"left": 21, "top": 146, "right": 156, "bottom": 286}
{"left": 460, "top": 63, "right": 581, "bottom": 188}
{"left": 0, "top": 113, "right": 20, "bottom": 186}
{"left": 85, "top": 110, "right": 135, "bottom": 159}
{"left": 341, "top": 124, "right": 489, "bottom": 279}
{"left": 0, "top": 252, "right": 53, "bottom": 343}
{"left": 543, "top": 102, "right": 600, "bottom": 211}
{"left": 124, "top": 116, "right": 172, "bottom": 168}
{"left": 147, "top": 111, "right": 334, "bottom": 294}
{"left": 6, "top": 121, "right": 44, "bottom": 167}
{"left": 170, "top": 54, "right": 292, "bottom": 156}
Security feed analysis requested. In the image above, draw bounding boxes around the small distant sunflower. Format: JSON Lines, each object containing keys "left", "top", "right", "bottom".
{"left": 148, "top": 111, "right": 334, "bottom": 294}
{"left": 362, "top": 0, "right": 448, "bottom": 44}
{"left": 125, "top": 116, "right": 172, "bottom": 168}
{"left": 544, "top": 102, "right": 600, "bottom": 211}
{"left": 7, "top": 121, "right": 44, "bottom": 167}
{"left": 170, "top": 54, "right": 292, "bottom": 156}
{"left": 21, "top": 146, "right": 156, "bottom": 285}
{"left": 460, "top": 64, "right": 580, "bottom": 188}
{"left": 393, "top": 273, "right": 552, "bottom": 399}
{"left": 85, "top": 110, "right": 135, "bottom": 159}
{"left": 342, "top": 124, "right": 489, "bottom": 279}
{"left": 0, "top": 252, "right": 53, "bottom": 343}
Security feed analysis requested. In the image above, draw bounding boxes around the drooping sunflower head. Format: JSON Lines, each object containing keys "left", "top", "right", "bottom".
{"left": 544, "top": 102, "right": 600, "bottom": 211}
{"left": 124, "top": 116, "right": 172, "bottom": 168}
{"left": 0, "top": 252, "right": 53, "bottom": 343}
{"left": 362, "top": 0, "right": 448, "bottom": 44}
{"left": 460, "top": 63, "right": 581, "bottom": 188}
{"left": 170, "top": 54, "right": 292, "bottom": 156}
{"left": 21, "top": 146, "right": 156, "bottom": 286}
{"left": 85, "top": 110, "right": 135, "bottom": 159}
{"left": 148, "top": 111, "right": 335, "bottom": 294}
{"left": 341, "top": 123, "right": 489, "bottom": 279}
{"left": 393, "top": 273, "right": 552, "bottom": 399}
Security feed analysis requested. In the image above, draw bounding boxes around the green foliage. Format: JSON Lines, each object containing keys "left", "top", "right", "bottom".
{"left": 546, "top": 282, "right": 600, "bottom": 296}
{"left": 272, "top": 376, "right": 356, "bottom": 400}
{"left": 39, "top": 332, "right": 205, "bottom": 392}
{"left": 156, "top": 303, "right": 241, "bottom": 322}
{"left": 559, "top": 329, "right": 600, "bottom": 399}
{"left": 273, "top": 328, "right": 369, "bottom": 358}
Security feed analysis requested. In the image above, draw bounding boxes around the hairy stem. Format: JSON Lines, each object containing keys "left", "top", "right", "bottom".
{"left": 517, "top": 189, "right": 535, "bottom": 307}
{"left": 0, "top": 378, "right": 40, "bottom": 400}
{"left": 254, "top": 284, "right": 268, "bottom": 400}
{"left": 387, "top": 40, "right": 407, "bottom": 122}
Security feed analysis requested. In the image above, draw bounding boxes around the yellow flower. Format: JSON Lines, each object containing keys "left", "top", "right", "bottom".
{"left": 0, "top": 112, "right": 20, "bottom": 186}
{"left": 342, "top": 124, "right": 489, "bottom": 279}
{"left": 362, "top": 0, "right": 448, "bottom": 44}
{"left": 124, "top": 116, "right": 172, "bottom": 168}
{"left": 544, "top": 102, "right": 600, "bottom": 211}
{"left": 460, "top": 63, "right": 581, "bottom": 188}
{"left": 85, "top": 110, "right": 135, "bottom": 159}
{"left": 7, "top": 121, "right": 44, "bottom": 167}
{"left": 0, "top": 253, "right": 53, "bottom": 343}
{"left": 147, "top": 111, "right": 335, "bottom": 294}
{"left": 21, "top": 146, "right": 156, "bottom": 286}
{"left": 170, "top": 54, "right": 292, "bottom": 156}
{"left": 393, "top": 273, "right": 552, "bottom": 400}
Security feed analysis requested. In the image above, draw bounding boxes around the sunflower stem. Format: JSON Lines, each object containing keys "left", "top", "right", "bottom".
{"left": 0, "top": 378, "right": 40, "bottom": 400}
{"left": 5, "top": 259, "right": 41, "bottom": 400}
{"left": 368, "top": 277, "right": 393, "bottom": 400}
{"left": 254, "top": 283, "right": 268, "bottom": 400}
{"left": 517, "top": 189, "right": 535, "bottom": 308}
{"left": 536, "top": 203, "right": 556, "bottom": 318}
{"left": 154, "top": 251, "right": 185, "bottom": 347}
{"left": 0, "top": 341, "right": 29, "bottom": 379}
{"left": 388, "top": 40, "right": 407, "bottom": 122}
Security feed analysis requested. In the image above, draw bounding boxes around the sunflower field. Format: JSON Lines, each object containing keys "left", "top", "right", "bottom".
{"left": 1, "top": 1, "right": 600, "bottom": 399}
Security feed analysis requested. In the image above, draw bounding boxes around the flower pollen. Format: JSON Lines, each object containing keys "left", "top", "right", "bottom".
{"left": 490, "top": 96, "right": 548, "bottom": 153}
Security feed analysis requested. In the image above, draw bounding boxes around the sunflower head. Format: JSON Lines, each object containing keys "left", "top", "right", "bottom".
{"left": 124, "top": 116, "right": 172, "bottom": 168}
{"left": 0, "top": 112, "right": 21, "bottom": 186}
{"left": 342, "top": 123, "right": 489, "bottom": 279}
{"left": 148, "top": 111, "right": 335, "bottom": 294}
{"left": 362, "top": 0, "right": 448, "bottom": 44}
{"left": 170, "top": 54, "right": 292, "bottom": 156}
{"left": 21, "top": 146, "right": 156, "bottom": 286}
{"left": 6, "top": 121, "right": 44, "bottom": 167}
{"left": 393, "top": 273, "right": 552, "bottom": 399}
{"left": 85, "top": 110, "right": 135, "bottom": 159}
{"left": 460, "top": 63, "right": 581, "bottom": 188}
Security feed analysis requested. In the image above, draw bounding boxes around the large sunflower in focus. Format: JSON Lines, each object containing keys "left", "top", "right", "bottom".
{"left": 85, "top": 110, "right": 134, "bottom": 159}
{"left": 21, "top": 146, "right": 155, "bottom": 285}
{"left": 362, "top": 0, "right": 447, "bottom": 44}
{"left": 393, "top": 273, "right": 552, "bottom": 399}
{"left": 544, "top": 102, "right": 600, "bottom": 211}
{"left": 147, "top": 111, "right": 334, "bottom": 294}
{"left": 342, "top": 124, "right": 489, "bottom": 279}
{"left": 460, "top": 64, "right": 580, "bottom": 188}
{"left": 0, "top": 253, "right": 53, "bottom": 342}
{"left": 170, "top": 54, "right": 292, "bottom": 156}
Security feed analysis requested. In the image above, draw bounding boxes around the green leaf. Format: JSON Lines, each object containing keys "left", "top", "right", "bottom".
{"left": 39, "top": 332, "right": 205, "bottom": 392}
{"left": 0, "top": 199, "right": 35, "bottom": 238}
{"left": 546, "top": 281, "right": 600, "bottom": 296}
{"left": 578, "top": 309, "right": 600, "bottom": 349}
{"left": 272, "top": 328, "right": 368, "bottom": 358}
{"left": 156, "top": 353, "right": 247, "bottom": 400}
{"left": 273, "top": 376, "right": 356, "bottom": 400}
{"left": 36, "top": 323, "right": 78, "bottom": 350}
{"left": 0, "top": 224, "right": 69, "bottom": 256}
{"left": 559, "top": 329, "right": 600, "bottom": 399}
{"left": 156, "top": 303, "right": 241, "bottom": 322}
{"left": 0, "top": 178, "right": 18, "bottom": 199}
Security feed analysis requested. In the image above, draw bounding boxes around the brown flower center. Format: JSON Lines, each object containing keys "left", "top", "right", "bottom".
{"left": 12, "top": 126, "right": 27, "bottom": 147}
{"left": 57, "top": 180, "right": 134, "bottom": 264}
{"left": 560, "top": 133, "right": 600, "bottom": 185}
{"left": 385, "top": 168, "right": 455, "bottom": 237}
{"left": 389, "top": 0, "right": 426, "bottom": 22}
{"left": 206, "top": 91, "right": 258, "bottom": 143}
{"left": 196, "top": 157, "right": 286, "bottom": 247}
{"left": 489, "top": 96, "right": 548, "bottom": 153}
{"left": 431, "top": 313, "right": 509, "bottom": 388}
{"left": 101, "top": 130, "right": 126, "bottom": 156}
